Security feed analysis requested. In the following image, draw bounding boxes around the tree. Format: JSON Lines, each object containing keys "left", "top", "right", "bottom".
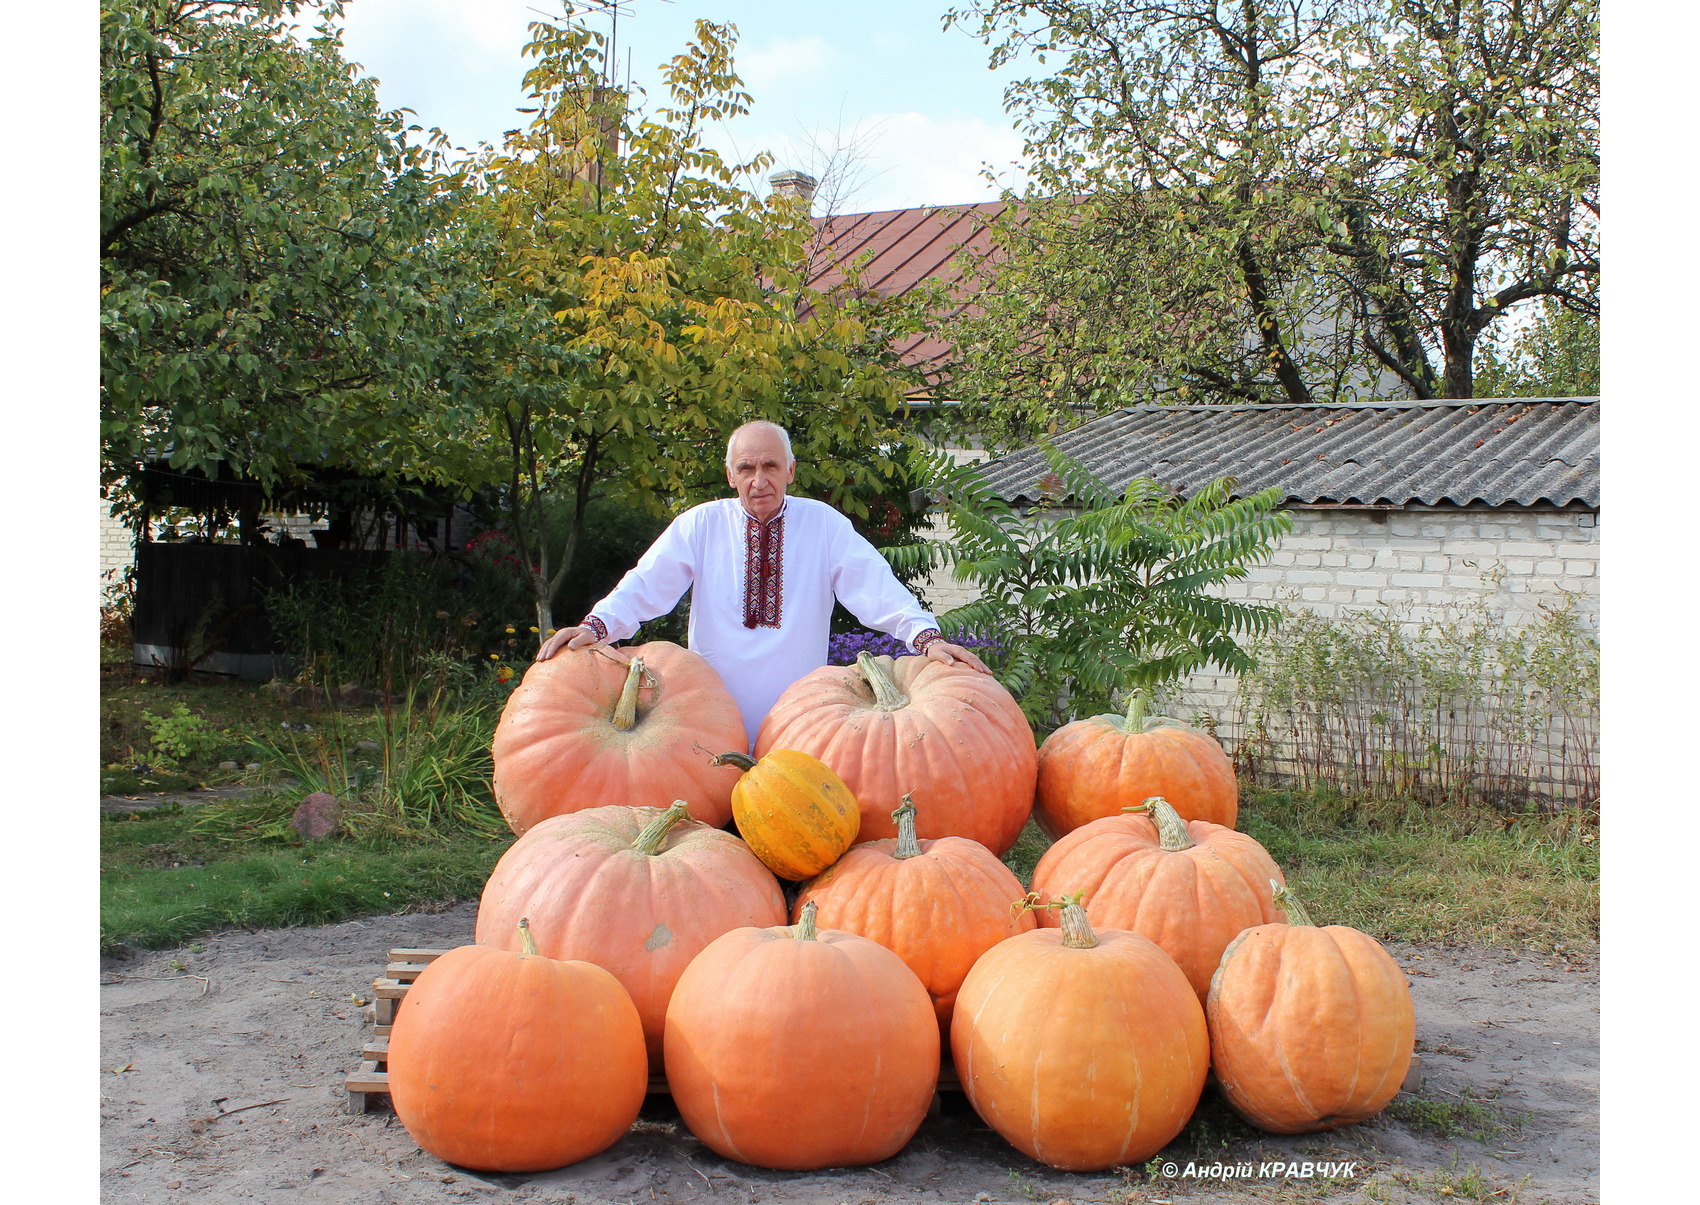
{"left": 1472, "top": 299, "right": 1599, "bottom": 397}
{"left": 100, "top": 1, "right": 460, "bottom": 501}
{"left": 886, "top": 449, "right": 1291, "bottom": 728}
{"left": 425, "top": 12, "right": 929, "bottom": 636}
{"left": 942, "top": 0, "right": 1597, "bottom": 443}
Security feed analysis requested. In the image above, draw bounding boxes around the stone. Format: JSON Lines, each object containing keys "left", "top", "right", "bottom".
{"left": 355, "top": 741, "right": 382, "bottom": 753}
{"left": 219, "top": 761, "right": 239, "bottom": 772}
{"left": 290, "top": 793, "right": 342, "bottom": 841}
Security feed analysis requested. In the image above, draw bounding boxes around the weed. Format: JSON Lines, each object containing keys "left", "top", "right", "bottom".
{"left": 1384, "top": 1085, "right": 1522, "bottom": 1143}
{"left": 1004, "top": 1167, "right": 1047, "bottom": 1202}
{"left": 141, "top": 703, "right": 228, "bottom": 764}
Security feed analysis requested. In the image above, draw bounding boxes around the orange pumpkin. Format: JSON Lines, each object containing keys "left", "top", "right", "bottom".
{"left": 491, "top": 642, "right": 746, "bottom": 835}
{"left": 663, "top": 902, "right": 939, "bottom": 1170}
{"left": 951, "top": 896, "right": 1208, "bottom": 1172}
{"left": 794, "top": 793, "right": 1035, "bottom": 1037}
{"left": 1208, "top": 888, "right": 1416, "bottom": 1134}
{"left": 387, "top": 920, "right": 647, "bottom": 1173}
{"left": 754, "top": 651, "right": 1036, "bottom": 855}
{"left": 475, "top": 801, "right": 786, "bottom": 1073}
{"left": 713, "top": 749, "right": 861, "bottom": 880}
{"left": 1029, "top": 796, "right": 1284, "bottom": 1002}
{"left": 1035, "top": 692, "right": 1237, "bottom": 838}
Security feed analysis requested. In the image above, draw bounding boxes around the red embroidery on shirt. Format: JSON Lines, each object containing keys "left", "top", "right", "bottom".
{"left": 742, "top": 508, "right": 784, "bottom": 628}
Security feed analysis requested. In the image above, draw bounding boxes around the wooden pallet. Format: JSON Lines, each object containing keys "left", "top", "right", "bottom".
{"left": 344, "top": 946, "right": 964, "bottom": 1115}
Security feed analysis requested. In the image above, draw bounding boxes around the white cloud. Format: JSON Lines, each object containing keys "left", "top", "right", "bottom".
{"left": 848, "top": 112, "right": 1029, "bottom": 211}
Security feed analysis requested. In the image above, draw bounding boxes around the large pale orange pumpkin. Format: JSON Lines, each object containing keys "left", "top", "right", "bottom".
{"left": 1029, "top": 796, "right": 1284, "bottom": 1002}
{"left": 387, "top": 920, "right": 648, "bottom": 1173}
{"left": 663, "top": 902, "right": 939, "bottom": 1170}
{"left": 951, "top": 896, "right": 1208, "bottom": 1172}
{"left": 794, "top": 793, "right": 1035, "bottom": 1037}
{"left": 491, "top": 642, "right": 746, "bottom": 835}
{"left": 475, "top": 801, "right": 786, "bottom": 1073}
{"left": 1208, "top": 889, "right": 1416, "bottom": 1134}
{"left": 754, "top": 651, "right": 1036, "bottom": 855}
{"left": 713, "top": 748, "right": 860, "bottom": 880}
{"left": 1035, "top": 692, "right": 1238, "bottom": 839}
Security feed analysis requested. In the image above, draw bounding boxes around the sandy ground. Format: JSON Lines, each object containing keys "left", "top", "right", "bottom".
{"left": 97, "top": 901, "right": 1599, "bottom": 1205}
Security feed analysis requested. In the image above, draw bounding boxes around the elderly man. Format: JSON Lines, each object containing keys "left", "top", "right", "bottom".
{"left": 536, "top": 420, "right": 989, "bottom": 738}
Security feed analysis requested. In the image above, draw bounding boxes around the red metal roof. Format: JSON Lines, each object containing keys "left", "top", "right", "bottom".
{"left": 800, "top": 201, "right": 1011, "bottom": 399}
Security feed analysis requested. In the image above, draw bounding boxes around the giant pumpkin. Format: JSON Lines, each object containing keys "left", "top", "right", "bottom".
{"left": 1208, "top": 887, "right": 1416, "bottom": 1134}
{"left": 664, "top": 902, "right": 940, "bottom": 1170}
{"left": 387, "top": 920, "right": 648, "bottom": 1173}
{"left": 475, "top": 801, "right": 786, "bottom": 1073}
{"left": 794, "top": 793, "right": 1035, "bottom": 1037}
{"left": 1035, "top": 692, "right": 1238, "bottom": 838}
{"left": 754, "top": 651, "right": 1036, "bottom": 855}
{"left": 491, "top": 642, "right": 746, "bottom": 835}
{"left": 951, "top": 896, "right": 1208, "bottom": 1172}
{"left": 1029, "top": 796, "right": 1284, "bottom": 1002}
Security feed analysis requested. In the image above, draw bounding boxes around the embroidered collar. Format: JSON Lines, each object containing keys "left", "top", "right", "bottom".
{"left": 742, "top": 501, "right": 786, "bottom": 629}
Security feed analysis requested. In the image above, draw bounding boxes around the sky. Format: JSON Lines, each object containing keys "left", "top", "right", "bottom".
{"left": 310, "top": 0, "right": 1039, "bottom": 214}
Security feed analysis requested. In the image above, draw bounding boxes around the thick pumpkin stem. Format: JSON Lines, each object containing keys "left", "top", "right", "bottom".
{"left": 1272, "top": 882, "right": 1314, "bottom": 926}
{"left": 711, "top": 751, "right": 758, "bottom": 772}
{"left": 632, "top": 801, "right": 692, "bottom": 855}
{"left": 517, "top": 917, "right": 539, "bottom": 957}
{"left": 1121, "top": 690, "right": 1150, "bottom": 732}
{"left": 611, "top": 656, "right": 646, "bottom": 732}
{"left": 794, "top": 900, "right": 819, "bottom": 941}
{"left": 1128, "top": 796, "right": 1195, "bottom": 851}
{"left": 1057, "top": 894, "right": 1100, "bottom": 949}
{"left": 892, "top": 794, "right": 922, "bottom": 859}
{"left": 855, "top": 650, "right": 911, "bottom": 710}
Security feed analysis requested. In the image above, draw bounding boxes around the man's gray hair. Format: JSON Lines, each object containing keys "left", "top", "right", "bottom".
{"left": 725, "top": 421, "right": 795, "bottom": 469}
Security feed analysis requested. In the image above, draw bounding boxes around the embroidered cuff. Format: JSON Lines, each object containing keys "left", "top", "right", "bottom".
{"left": 581, "top": 615, "right": 609, "bottom": 642}
{"left": 911, "top": 627, "right": 943, "bottom": 655}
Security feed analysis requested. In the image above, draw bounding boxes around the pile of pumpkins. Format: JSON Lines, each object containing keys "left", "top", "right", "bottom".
{"left": 386, "top": 642, "right": 1414, "bottom": 1176}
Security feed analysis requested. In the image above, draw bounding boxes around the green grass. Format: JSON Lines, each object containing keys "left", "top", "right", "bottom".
{"left": 100, "top": 803, "right": 509, "bottom": 952}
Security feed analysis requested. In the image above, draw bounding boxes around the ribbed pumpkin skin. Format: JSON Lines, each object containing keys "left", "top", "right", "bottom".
{"left": 1035, "top": 705, "right": 1238, "bottom": 839}
{"left": 753, "top": 654, "right": 1036, "bottom": 855}
{"left": 475, "top": 804, "right": 786, "bottom": 1072}
{"left": 794, "top": 830, "right": 1035, "bottom": 1035}
{"left": 724, "top": 749, "right": 861, "bottom": 880}
{"left": 387, "top": 942, "right": 647, "bottom": 1173}
{"left": 950, "top": 920, "right": 1209, "bottom": 1172}
{"left": 1030, "top": 807, "right": 1285, "bottom": 1002}
{"left": 491, "top": 642, "right": 747, "bottom": 835}
{"left": 1208, "top": 922, "right": 1415, "bottom": 1134}
{"left": 663, "top": 918, "right": 940, "bottom": 1170}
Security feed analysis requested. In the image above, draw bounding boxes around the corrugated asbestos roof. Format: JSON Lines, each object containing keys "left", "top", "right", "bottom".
{"left": 976, "top": 398, "right": 1599, "bottom": 510}
{"left": 800, "top": 202, "right": 1007, "bottom": 395}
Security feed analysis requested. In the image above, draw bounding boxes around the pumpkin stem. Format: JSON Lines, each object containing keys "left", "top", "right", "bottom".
{"left": 711, "top": 751, "right": 758, "bottom": 772}
{"left": 611, "top": 656, "right": 647, "bottom": 732}
{"left": 632, "top": 801, "right": 692, "bottom": 855}
{"left": 517, "top": 917, "right": 539, "bottom": 958}
{"left": 1125, "top": 796, "right": 1195, "bottom": 851}
{"left": 855, "top": 650, "right": 911, "bottom": 710}
{"left": 1121, "top": 689, "right": 1149, "bottom": 732}
{"left": 794, "top": 899, "right": 819, "bottom": 941}
{"left": 1057, "top": 894, "right": 1100, "bottom": 949}
{"left": 892, "top": 794, "right": 922, "bottom": 859}
{"left": 1272, "top": 881, "right": 1314, "bottom": 926}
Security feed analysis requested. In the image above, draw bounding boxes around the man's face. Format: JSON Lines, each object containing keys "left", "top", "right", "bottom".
{"left": 726, "top": 428, "right": 796, "bottom": 522}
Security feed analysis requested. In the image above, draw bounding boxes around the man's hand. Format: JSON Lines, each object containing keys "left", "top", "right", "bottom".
{"left": 924, "top": 640, "right": 992, "bottom": 674}
{"left": 534, "top": 626, "right": 601, "bottom": 661}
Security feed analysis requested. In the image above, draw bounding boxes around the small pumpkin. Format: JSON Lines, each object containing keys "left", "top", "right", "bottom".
{"left": 754, "top": 650, "right": 1036, "bottom": 855}
{"left": 663, "top": 901, "right": 939, "bottom": 1170}
{"left": 1029, "top": 795, "right": 1284, "bottom": 1002}
{"left": 712, "top": 749, "right": 860, "bottom": 880}
{"left": 491, "top": 642, "right": 746, "bottom": 835}
{"left": 475, "top": 801, "right": 786, "bottom": 1073}
{"left": 794, "top": 793, "right": 1035, "bottom": 1036}
{"left": 1208, "top": 885, "right": 1416, "bottom": 1134}
{"left": 950, "top": 895, "right": 1208, "bottom": 1172}
{"left": 387, "top": 919, "right": 648, "bottom": 1173}
{"left": 1035, "top": 691, "right": 1237, "bottom": 838}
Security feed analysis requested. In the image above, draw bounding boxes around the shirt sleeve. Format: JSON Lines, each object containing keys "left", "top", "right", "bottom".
{"left": 826, "top": 512, "right": 940, "bottom": 651}
{"left": 584, "top": 508, "right": 699, "bottom": 642}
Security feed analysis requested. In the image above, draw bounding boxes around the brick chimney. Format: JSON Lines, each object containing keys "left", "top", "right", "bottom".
{"left": 769, "top": 170, "right": 818, "bottom": 211}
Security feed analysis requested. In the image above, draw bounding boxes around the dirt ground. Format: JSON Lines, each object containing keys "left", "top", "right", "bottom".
{"left": 98, "top": 903, "right": 1599, "bottom": 1205}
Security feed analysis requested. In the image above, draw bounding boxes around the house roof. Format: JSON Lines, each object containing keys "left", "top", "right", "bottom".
{"left": 802, "top": 201, "right": 1007, "bottom": 396}
{"left": 975, "top": 397, "right": 1599, "bottom": 510}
